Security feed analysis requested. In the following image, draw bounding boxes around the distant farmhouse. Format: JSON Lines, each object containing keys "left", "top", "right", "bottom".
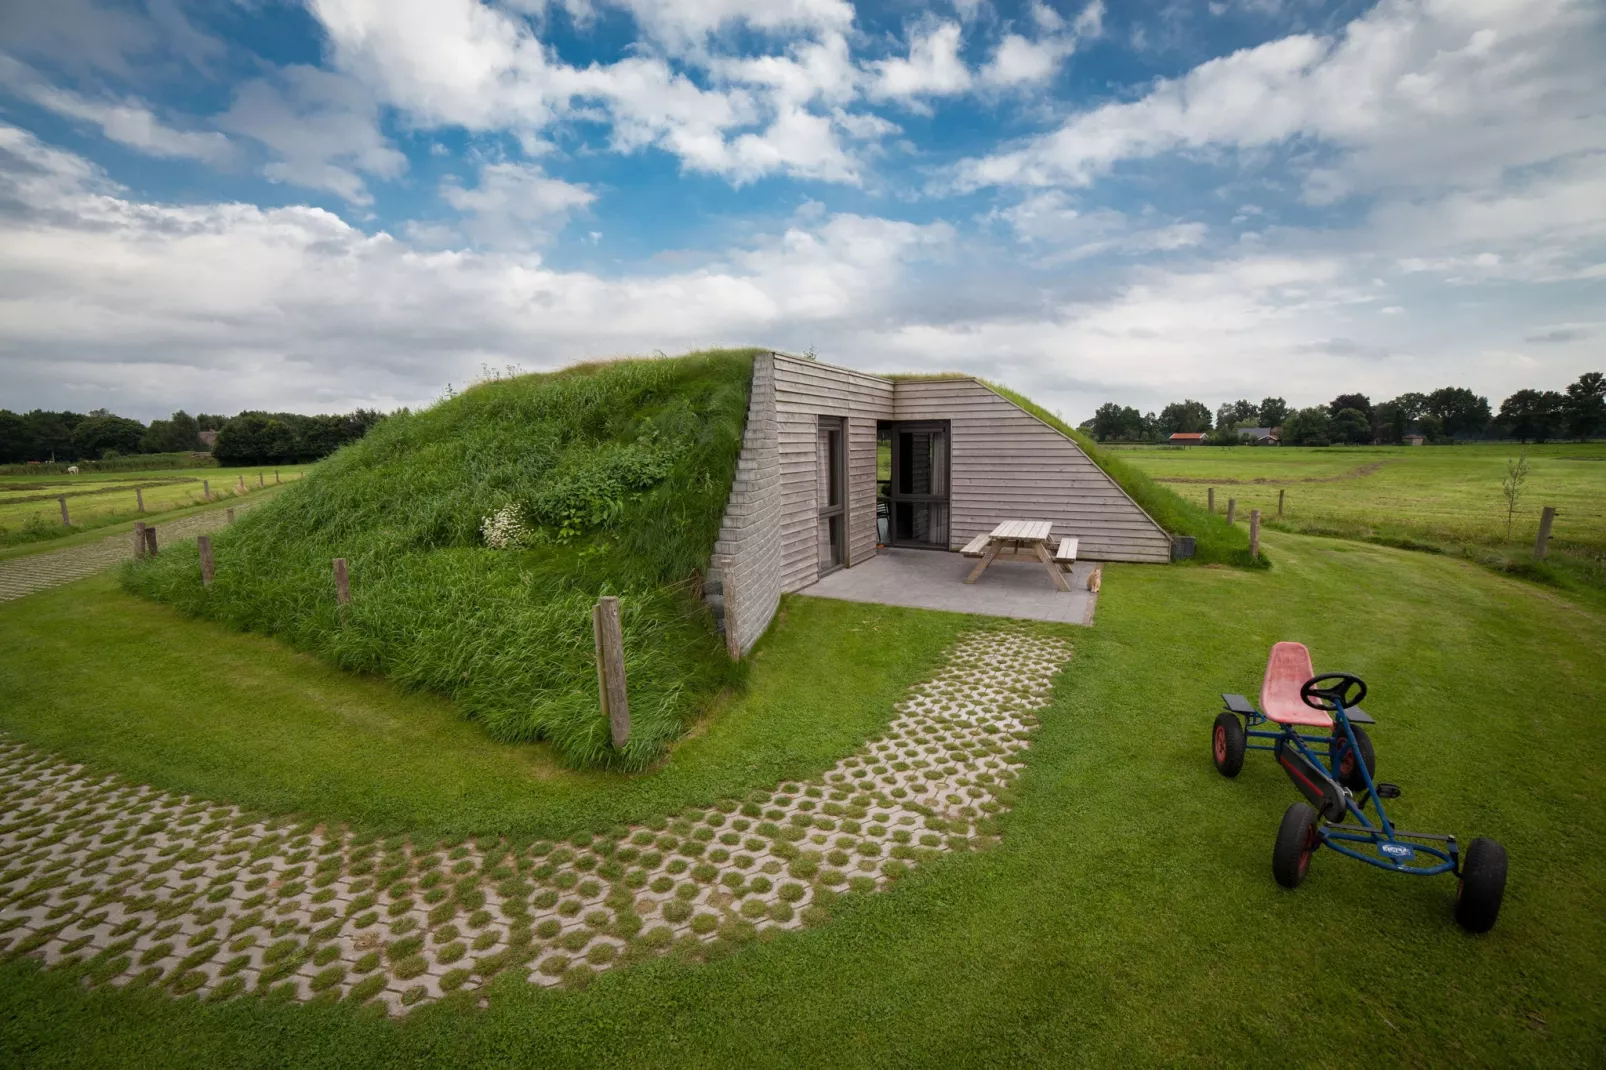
{"left": 1236, "top": 427, "right": 1280, "bottom": 445}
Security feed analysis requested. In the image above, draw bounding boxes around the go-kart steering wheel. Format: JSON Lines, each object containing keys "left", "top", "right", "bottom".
{"left": 1300, "top": 673, "right": 1368, "bottom": 712}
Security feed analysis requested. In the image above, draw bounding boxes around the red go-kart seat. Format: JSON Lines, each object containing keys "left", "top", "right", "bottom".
{"left": 1260, "top": 642, "right": 1332, "bottom": 728}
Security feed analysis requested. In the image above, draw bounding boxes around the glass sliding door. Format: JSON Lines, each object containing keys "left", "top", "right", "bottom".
{"left": 817, "top": 417, "right": 846, "bottom": 574}
{"left": 877, "top": 421, "right": 950, "bottom": 549}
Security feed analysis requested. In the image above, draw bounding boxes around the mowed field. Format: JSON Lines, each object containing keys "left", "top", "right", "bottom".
{"left": 1114, "top": 442, "right": 1605, "bottom": 549}
{"left": 0, "top": 465, "right": 310, "bottom": 547}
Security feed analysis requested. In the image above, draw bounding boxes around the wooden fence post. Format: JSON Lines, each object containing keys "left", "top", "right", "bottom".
{"left": 203, "top": 479, "right": 211, "bottom": 500}
{"left": 1278, "top": 488, "right": 1285, "bottom": 517}
{"left": 136, "top": 488, "right": 145, "bottom": 513}
{"left": 1207, "top": 487, "right": 1215, "bottom": 513}
{"left": 133, "top": 521, "right": 147, "bottom": 559}
{"left": 144, "top": 526, "right": 158, "bottom": 556}
{"left": 198, "top": 535, "right": 215, "bottom": 587}
{"left": 1226, "top": 498, "right": 1236, "bottom": 526}
{"left": 257, "top": 472, "right": 264, "bottom": 488}
{"left": 332, "top": 558, "right": 351, "bottom": 612}
{"left": 58, "top": 496, "right": 70, "bottom": 526}
{"left": 594, "top": 596, "right": 630, "bottom": 748}
{"left": 718, "top": 555, "right": 741, "bottom": 661}
{"left": 1533, "top": 506, "right": 1557, "bottom": 561}
{"left": 1249, "top": 510, "right": 1261, "bottom": 560}
{"left": 237, "top": 475, "right": 246, "bottom": 494}
{"left": 226, "top": 507, "right": 236, "bottom": 524}
{"left": 275, "top": 470, "right": 281, "bottom": 484}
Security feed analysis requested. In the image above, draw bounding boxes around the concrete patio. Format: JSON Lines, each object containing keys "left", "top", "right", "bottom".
{"left": 798, "top": 547, "right": 1099, "bottom": 625}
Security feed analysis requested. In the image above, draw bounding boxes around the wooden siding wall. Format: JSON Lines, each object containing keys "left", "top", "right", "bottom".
{"left": 772, "top": 354, "right": 893, "bottom": 593}
{"left": 892, "top": 379, "right": 1172, "bottom": 563}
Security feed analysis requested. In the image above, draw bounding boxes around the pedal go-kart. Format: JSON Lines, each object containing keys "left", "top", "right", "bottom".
{"left": 1211, "top": 641, "right": 1508, "bottom": 933}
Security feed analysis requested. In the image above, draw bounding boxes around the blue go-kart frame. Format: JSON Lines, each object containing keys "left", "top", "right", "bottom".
{"left": 1212, "top": 643, "right": 1508, "bottom": 933}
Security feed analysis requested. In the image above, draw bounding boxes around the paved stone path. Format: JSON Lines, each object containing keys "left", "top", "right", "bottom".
{"left": 0, "top": 500, "right": 265, "bottom": 602}
{"left": 0, "top": 629, "right": 1069, "bottom": 1014}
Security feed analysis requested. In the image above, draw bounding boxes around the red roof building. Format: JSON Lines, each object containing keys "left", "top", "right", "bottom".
{"left": 1168, "top": 432, "right": 1206, "bottom": 443}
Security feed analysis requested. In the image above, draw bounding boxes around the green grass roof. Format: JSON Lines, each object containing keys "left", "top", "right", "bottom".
{"left": 124, "top": 350, "right": 760, "bottom": 770}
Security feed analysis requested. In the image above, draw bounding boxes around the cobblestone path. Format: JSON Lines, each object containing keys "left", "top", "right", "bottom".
{"left": 0, "top": 500, "right": 265, "bottom": 603}
{"left": 0, "top": 629, "right": 1069, "bottom": 1014}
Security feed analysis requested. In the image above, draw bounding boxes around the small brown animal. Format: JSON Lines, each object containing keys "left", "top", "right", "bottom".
{"left": 1086, "top": 566, "right": 1102, "bottom": 593}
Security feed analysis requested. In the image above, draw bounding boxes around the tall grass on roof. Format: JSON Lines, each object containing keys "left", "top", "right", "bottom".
{"left": 123, "top": 350, "right": 759, "bottom": 770}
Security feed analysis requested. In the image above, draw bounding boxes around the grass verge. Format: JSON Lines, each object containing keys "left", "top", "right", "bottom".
{"left": 2, "top": 530, "right": 1602, "bottom": 1066}
{"left": 0, "top": 578, "right": 970, "bottom": 843}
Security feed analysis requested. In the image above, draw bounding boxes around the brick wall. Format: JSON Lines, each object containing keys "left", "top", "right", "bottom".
{"left": 706, "top": 354, "right": 783, "bottom": 655}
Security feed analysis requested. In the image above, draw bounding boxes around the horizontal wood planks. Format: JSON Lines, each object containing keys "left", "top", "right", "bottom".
{"left": 894, "top": 379, "right": 1171, "bottom": 563}
{"left": 772, "top": 355, "right": 893, "bottom": 593}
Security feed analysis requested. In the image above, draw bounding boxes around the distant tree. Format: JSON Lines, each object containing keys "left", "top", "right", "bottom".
{"left": 1090, "top": 403, "right": 1147, "bottom": 442}
{"left": 1158, "top": 400, "right": 1213, "bottom": 435}
{"left": 1564, "top": 371, "right": 1605, "bottom": 440}
{"left": 196, "top": 414, "right": 228, "bottom": 432}
{"left": 1497, "top": 389, "right": 1566, "bottom": 443}
{"left": 1258, "top": 397, "right": 1289, "bottom": 428}
{"left": 1331, "top": 408, "right": 1371, "bottom": 444}
{"left": 1281, "top": 407, "right": 1334, "bottom": 446}
{"left": 71, "top": 413, "right": 146, "bottom": 459}
{"left": 1216, "top": 399, "right": 1259, "bottom": 429}
{"left": 141, "top": 410, "right": 203, "bottom": 453}
{"left": 21, "top": 410, "right": 79, "bottom": 462}
{"left": 1391, "top": 392, "right": 1430, "bottom": 421}
{"left": 213, "top": 409, "right": 386, "bottom": 465}
{"left": 1328, "top": 393, "right": 1372, "bottom": 419}
{"left": 1425, "top": 387, "right": 1492, "bottom": 438}
{"left": 0, "top": 410, "right": 29, "bottom": 464}
{"left": 1373, "top": 400, "right": 1405, "bottom": 444}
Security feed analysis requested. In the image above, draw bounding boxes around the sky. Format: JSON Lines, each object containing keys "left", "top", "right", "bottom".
{"left": 0, "top": 0, "right": 1602, "bottom": 424}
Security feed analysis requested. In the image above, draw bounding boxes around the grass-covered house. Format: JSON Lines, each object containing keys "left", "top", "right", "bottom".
{"left": 706, "top": 353, "right": 1173, "bottom": 654}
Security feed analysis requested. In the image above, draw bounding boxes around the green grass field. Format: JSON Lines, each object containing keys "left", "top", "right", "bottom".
{"left": 0, "top": 465, "right": 310, "bottom": 548}
{"left": 2, "top": 529, "right": 1602, "bottom": 1066}
{"left": 1115, "top": 442, "right": 1606, "bottom": 601}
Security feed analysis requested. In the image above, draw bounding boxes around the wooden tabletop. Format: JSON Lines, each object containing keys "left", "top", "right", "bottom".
{"left": 989, "top": 520, "right": 1054, "bottom": 543}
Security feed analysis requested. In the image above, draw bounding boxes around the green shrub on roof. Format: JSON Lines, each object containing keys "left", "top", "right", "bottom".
{"left": 123, "top": 350, "right": 760, "bottom": 770}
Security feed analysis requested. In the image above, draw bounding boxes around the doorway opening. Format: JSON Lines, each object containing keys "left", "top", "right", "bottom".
{"left": 877, "top": 420, "right": 950, "bottom": 549}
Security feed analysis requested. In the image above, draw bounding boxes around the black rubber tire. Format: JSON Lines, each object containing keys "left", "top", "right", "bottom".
{"left": 1212, "top": 712, "right": 1246, "bottom": 778}
{"left": 1455, "top": 837, "right": 1508, "bottom": 933}
{"left": 1273, "top": 802, "right": 1321, "bottom": 889}
{"left": 1332, "top": 725, "right": 1377, "bottom": 791}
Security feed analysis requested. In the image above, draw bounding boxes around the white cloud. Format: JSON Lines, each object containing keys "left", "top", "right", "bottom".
{"left": 218, "top": 66, "right": 407, "bottom": 204}
{"left": 0, "top": 57, "right": 234, "bottom": 165}
{"left": 996, "top": 191, "right": 1207, "bottom": 260}
{"left": 440, "top": 160, "right": 594, "bottom": 246}
{"left": 0, "top": 126, "right": 951, "bottom": 417}
{"left": 954, "top": 0, "right": 1606, "bottom": 195}
{"left": 612, "top": 0, "right": 854, "bottom": 48}
{"left": 869, "top": 21, "right": 972, "bottom": 101}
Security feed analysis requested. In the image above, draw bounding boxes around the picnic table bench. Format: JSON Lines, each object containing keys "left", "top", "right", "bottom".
{"left": 959, "top": 520, "right": 1074, "bottom": 592}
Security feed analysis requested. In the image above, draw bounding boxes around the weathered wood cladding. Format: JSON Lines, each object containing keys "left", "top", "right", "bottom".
{"left": 771, "top": 354, "right": 894, "bottom": 592}
{"left": 892, "top": 379, "right": 1171, "bottom": 563}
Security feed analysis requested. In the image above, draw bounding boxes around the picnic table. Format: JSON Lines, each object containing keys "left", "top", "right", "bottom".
{"left": 960, "top": 520, "right": 1074, "bottom": 592}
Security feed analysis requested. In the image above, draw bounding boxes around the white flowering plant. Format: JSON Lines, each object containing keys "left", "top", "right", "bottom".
{"left": 480, "top": 502, "right": 532, "bottom": 550}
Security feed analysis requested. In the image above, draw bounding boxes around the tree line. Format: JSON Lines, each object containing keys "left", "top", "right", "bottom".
{"left": 1083, "top": 372, "right": 1605, "bottom": 446}
{"left": 0, "top": 407, "right": 384, "bottom": 466}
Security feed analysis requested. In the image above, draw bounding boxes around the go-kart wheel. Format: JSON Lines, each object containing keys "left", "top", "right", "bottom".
{"left": 1455, "top": 837, "right": 1508, "bottom": 934}
{"left": 1273, "top": 802, "right": 1321, "bottom": 889}
{"left": 1332, "top": 725, "right": 1376, "bottom": 791}
{"left": 1212, "top": 712, "right": 1246, "bottom": 778}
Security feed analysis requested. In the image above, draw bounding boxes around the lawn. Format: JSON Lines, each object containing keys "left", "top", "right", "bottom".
{"left": 0, "top": 581, "right": 970, "bottom": 843}
{"left": 2, "top": 529, "right": 1602, "bottom": 1066}
{"left": 1115, "top": 442, "right": 1606, "bottom": 600}
{"left": 0, "top": 465, "right": 310, "bottom": 549}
